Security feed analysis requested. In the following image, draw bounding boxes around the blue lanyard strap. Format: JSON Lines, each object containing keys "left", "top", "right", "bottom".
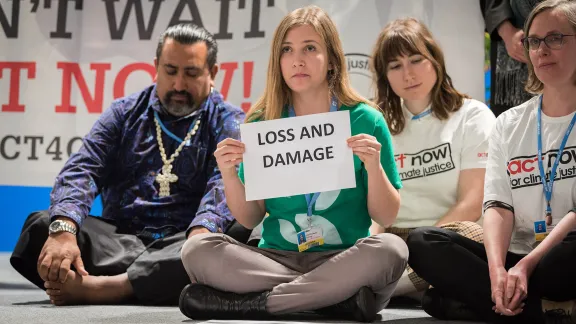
{"left": 305, "top": 193, "right": 321, "bottom": 217}
{"left": 288, "top": 96, "right": 338, "bottom": 117}
{"left": 153, "top": 90, "right": 212, "bottom": 144}
{"left": 153, "top": 110, "right": 198, "bottom": 144}
{"left": 411, "top": 109, "right": 432, "bottom": 120}
{"left": 288, "top": 96, "right": 338, "bottom": 223}
{"left": 537, "top": 95, "right": 576, "bottom": 218}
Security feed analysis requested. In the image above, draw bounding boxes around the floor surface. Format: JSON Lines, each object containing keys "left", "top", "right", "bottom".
{"left": 0, "top": 253, "right": 487, "bottom": 324}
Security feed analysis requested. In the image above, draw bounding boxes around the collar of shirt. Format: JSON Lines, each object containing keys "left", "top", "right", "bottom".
{"left": 402, "top": 99, "right": 432, "bottom": 122}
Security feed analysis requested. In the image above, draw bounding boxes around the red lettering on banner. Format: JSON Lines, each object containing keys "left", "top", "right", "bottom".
{"left": 113, "top": 63, "right": 156, "bottom": 99}
{"left": 0, "top": 60, "right": 255, "bottom": 115}
{"left": 219, "top": 61, "right": 254, "bottom": 112}
{"left": 56, "top": 62, "right": 111, "bottom": 114}
{"left": 219, "top": 62, "right": 238, "bottom": 101}
{"left": 0, "top": 62, "right": 36, "bottom": 112}
{"left": 241, "top": 61, "right": 254, "bottom": 112}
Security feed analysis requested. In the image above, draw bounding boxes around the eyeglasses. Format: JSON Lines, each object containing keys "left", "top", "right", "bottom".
{"left": 521, "top": 33, "right": 576, "bottom": 50}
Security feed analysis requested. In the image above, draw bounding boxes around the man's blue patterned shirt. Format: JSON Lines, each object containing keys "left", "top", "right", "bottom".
{"left": 49, "top": 84, "right": 244, "bottom": 236}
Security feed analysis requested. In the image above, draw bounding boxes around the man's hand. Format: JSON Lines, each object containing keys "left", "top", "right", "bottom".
{"left": 37, "top": 227, "right": 88, "bottom": 283}
{"left": 187, "top": 226, "right": 211, "bottom": 239}
{"left": 498, "top": 21, "right": 528, "bottom": 63}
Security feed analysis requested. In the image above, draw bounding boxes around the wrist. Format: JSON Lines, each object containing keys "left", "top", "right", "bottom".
{"left": 189, "top": 225, "right": 208, "bottom": 231}
{"left": 49, "top": 231, "right": 77, "bottom": 241}
{"left": 49, "top": 217, "right": 78, "bottom": 236}
{"left": 188, "top": 226, "right": 211, "bottom": 238}
{"left": 517, "top": 255, "right": 538, "bottom": 273}
{"left": 365, "top": 163, "right": 384, "bottom": 175}
{"left": 54, "top": 216, "right": 78, "bottom": 230}
{"left": 497, "top": 20, "right": 516, "bottom": 39}
{"left": 221, "top": 167, "right": 239, "bottom": 180}
{"left": 488, "top": 259, "right": 505, "bottom": 273}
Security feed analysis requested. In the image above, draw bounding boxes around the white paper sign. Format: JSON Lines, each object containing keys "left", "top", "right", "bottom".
{"left": 240, "top": 111, "right": 356, "bottom": 201}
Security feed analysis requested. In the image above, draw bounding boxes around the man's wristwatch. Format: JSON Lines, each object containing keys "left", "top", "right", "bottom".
{"left": 48, "top": 220, "right": 77, "bottom": 235}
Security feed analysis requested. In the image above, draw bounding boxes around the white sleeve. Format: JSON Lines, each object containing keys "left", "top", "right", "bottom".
{"left": 461, "top": 102, "right": 496, "bottom": 170}
{"left": 483, "top": 116, "right": 513, "bottom": 206}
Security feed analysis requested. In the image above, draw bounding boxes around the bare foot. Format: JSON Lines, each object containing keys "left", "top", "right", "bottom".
{"left": 44, "top": 281, "right": 64, "bottom": 305}
{"left": 45, "top": 271, "right": 132, "bottom": 306}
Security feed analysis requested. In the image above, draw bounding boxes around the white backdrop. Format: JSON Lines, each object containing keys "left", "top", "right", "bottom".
{"left": 0, "top": 0, "right": 485, "bottom": 187}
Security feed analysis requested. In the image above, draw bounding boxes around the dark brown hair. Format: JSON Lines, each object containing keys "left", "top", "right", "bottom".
{"left": 370, "top": 18, "right": 469, "bottom": 135}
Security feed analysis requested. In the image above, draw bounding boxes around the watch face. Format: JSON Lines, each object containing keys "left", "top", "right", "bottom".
{"left": 49, "top": 221, "right": 60, "bottom": 231}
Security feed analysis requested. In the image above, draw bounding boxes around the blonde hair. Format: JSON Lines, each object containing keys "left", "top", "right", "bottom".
{"left": 523, "top": 0, "right": 576, "bottom": 94}
{"left": 246, "top": 5, "right": 375, "bottom": 122}
{"left": 370, "top": 18, "right": 468, "bottom": 135}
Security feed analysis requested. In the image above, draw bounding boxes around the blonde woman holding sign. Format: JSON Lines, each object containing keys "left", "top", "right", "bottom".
{"left": 178, "top": 5, "right": 406, "bottom": 322}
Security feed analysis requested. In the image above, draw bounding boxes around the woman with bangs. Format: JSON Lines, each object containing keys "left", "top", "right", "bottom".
{"left": 370, "top": 17, "right": 496, "bottom": 302}
{"left": 177, "top": 5, "right": 408, "bottom": 323}
{"left": 409, "top": 1, "right": 576, "bottom": 323}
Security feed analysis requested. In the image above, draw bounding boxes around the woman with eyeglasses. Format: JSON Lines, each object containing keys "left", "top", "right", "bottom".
{"left": 406, "top": 1, "right": 576, "bottom": 323}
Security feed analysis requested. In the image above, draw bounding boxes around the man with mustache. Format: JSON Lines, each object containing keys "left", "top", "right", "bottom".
{"left": 10, "top": 23, "right": 249, "bottom": 306}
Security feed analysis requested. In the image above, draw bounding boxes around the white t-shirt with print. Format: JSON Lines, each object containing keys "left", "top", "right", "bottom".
{"left": 484, "top": 95, "right": 576, "bottom": 255}
{"left": 392, "top": 98, "right": 496, "bottom": 228}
